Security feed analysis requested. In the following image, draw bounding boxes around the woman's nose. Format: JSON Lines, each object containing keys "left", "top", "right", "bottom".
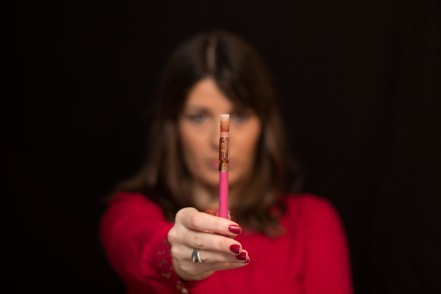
{"left": 210, "top": 121, "right": 219, "bottom": 150}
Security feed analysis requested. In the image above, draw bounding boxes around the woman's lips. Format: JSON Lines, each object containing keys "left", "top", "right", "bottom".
{"left": 206, "top": 158, "right": 235, "bottom": 170}
{"left": 206, "top": 159, "right": 219, "bottom": 170}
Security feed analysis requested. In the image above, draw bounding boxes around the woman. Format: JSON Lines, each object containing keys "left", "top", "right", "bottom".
{"left": 100, "top": 29, "right": 352, "bottom": 294}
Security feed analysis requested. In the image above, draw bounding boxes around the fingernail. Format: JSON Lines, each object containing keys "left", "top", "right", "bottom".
{"left": 236, "top": 251, "right": 247, "bottom": 261}
{"left": 229, "top": 244, "right": 241, "bottom": 254}
{"left": 228, "top": 225, "right": 242, "bottom": 234}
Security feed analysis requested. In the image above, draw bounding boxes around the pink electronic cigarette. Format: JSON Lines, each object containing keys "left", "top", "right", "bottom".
{"left": 219, "top": 114, "right": 230, "bottom": 219}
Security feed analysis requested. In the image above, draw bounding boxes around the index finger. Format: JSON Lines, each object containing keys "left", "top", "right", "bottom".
{"left": 176, "top": 208, "right": 242, "bottom": 237}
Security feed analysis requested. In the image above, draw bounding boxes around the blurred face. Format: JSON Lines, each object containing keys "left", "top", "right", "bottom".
{"left": 178, "top": 78, "right": 262, "bottom": 192}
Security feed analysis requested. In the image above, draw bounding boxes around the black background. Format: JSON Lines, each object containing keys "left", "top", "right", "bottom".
{"left": 9, "top": 0, "right": 440, "bottom": 293}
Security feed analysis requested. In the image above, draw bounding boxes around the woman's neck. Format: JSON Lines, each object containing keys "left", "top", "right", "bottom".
{"left": 192, "top": 181, "right": 241, "bottom": 211}
{"left": 192, "top": 183, "right": 218, "bottom": 210}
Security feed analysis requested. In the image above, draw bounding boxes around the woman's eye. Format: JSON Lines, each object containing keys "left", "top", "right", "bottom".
{"left": 230, "top": 111, "right": 249, "bottom": 123}
{"left": 186, "top": 113, "right": 206, "bottom": 123}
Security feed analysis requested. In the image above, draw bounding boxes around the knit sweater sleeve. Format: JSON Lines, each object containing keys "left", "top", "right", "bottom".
{"left": 99, "top": 192, "right": 193, "bottom": 293}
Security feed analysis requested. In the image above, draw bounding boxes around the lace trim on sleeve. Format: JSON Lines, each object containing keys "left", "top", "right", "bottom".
{"left": 155, "top": 238, "right": 196, "bottom": 293}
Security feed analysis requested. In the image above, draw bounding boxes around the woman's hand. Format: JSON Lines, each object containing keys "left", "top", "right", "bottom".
{"left": 168, "top": 207, "right": 250, "bottom": 281}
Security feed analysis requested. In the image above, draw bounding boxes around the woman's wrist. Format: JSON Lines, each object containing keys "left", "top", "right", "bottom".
{"left": 153, "top": 237, "right": 198, "bottom": 293}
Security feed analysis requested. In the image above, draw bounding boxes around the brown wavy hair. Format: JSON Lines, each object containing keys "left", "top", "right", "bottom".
{"left": 116, "top": 29, "right": 302, "bottom": 236}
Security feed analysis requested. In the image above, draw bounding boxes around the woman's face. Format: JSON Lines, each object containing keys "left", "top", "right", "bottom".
{"left": 178, "top": 78, "right": 262, "bottom": 191}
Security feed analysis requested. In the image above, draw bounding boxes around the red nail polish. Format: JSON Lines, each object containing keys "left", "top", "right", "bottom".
{"left": 229, "top": 244, "right": 241, "bottom": 254}
{"left": 228, "top": 225, "right": 242, "bottom": 234}
{"left": 236, "top": 251, "right": 247, "bottom": 261}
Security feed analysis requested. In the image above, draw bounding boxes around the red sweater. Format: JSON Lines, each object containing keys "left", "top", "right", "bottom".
{"left": 100, "top": 192, "right": 352, "bottom": 294}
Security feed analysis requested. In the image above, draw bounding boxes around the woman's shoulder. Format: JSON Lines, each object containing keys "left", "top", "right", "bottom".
{"left": 111, "top": 191, "right": 150, "bottom": 202}
{"left": 282, "top": 193, "right": 342, "bottom": 224}
{"left": 284, "top": 193, "right": 333, "bottom": 208}
{"left": 105, "top": 191, "right": 164, "bottom": 217}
